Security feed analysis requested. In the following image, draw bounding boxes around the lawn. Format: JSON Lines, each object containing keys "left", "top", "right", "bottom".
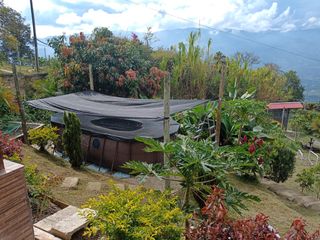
{"left": 23, "top": 145, "right": 320, "bottom": 235}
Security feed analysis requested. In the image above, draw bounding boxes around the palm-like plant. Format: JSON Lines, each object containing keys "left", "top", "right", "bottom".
{"left": 124, "top": 135, "right": 259, "bottom": 213}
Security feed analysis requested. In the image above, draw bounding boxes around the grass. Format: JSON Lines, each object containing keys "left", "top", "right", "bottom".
{"left": 22, "top": 144, "right": 320, "bottom": 235}
{"left": 229, "top": 175, "right": 320, "bottom": 235}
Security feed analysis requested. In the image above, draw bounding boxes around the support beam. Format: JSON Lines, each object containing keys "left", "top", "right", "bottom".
{"left": 163, "top": 75, "right": 171, "bottom": 189}
{"left": 12, "top": 64, "right": 29, "bottom": 144}
{"left": 215, "top": 62, "right": 225, "bottom": 146}
{"left": 89, "top": 64, "right": 94, "bottom": 91}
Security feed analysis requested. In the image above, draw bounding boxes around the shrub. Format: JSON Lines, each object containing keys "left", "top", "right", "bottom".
{"left": 266, "top": 138, "right": 296, "bottom": 183}
{"left": 186, "top": 186, "right": 320, "bottom": 240}
{"left": 28, "top": 126, "right": 59, "bottom": 152}
{"left": 0, "top": 130, "right": 23, "bottom": 161}
{"left": 296, "top": 164, "right": 320, "bottom": 198}
{"left": 62, "top": 112, "right": 82, "bottom": 168}
{"left": 82, "top": 186, "right": 186, "bottom": 240}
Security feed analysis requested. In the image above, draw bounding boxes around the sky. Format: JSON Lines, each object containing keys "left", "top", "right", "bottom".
{"left": 4, "top": 0, "right": 320, "bottom": 38}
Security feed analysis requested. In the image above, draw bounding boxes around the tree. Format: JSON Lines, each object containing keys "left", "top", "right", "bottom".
{"left": 285, "top": 70, "right": 304, "bottom": 101}
{"left": 62, "top": 112, "right": 82, "bottom": 168}
{"left": 0, "top": 0, "right": 32, "bottom": 61}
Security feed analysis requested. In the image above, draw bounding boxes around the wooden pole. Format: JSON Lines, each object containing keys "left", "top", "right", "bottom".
{"left": 0, "top": 149, "right": 4, "bottom": 171}
{"left": 30, "top": 0, "right": 39, "bottom": 72}
{"left": 163, "top": 74, "right": 171, "bottom": 189}
{"left": 12, "top": 64, "right": 29, "bottom": 144}
{"left": 215, "top": 63, "right": 225, "bottom": 146}
{"left": 89, "top": 64, "right": 94, "bottom": 91}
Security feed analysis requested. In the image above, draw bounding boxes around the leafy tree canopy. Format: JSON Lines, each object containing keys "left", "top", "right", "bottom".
{"left": 0, "top": 0, "right": 32, "bottom": 61}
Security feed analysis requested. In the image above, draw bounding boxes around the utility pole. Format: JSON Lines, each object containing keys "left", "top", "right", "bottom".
{"left": 215, "top": 54, "right": 226, "bottom": 146}
{"left": 163, "top": 74, "right": 171, "bottom": 189}
{"left": 12, "top": 64, "right": 29, "bottom": 144}
{"left": 30, "top": 0, "right": 39, "bottom": 72}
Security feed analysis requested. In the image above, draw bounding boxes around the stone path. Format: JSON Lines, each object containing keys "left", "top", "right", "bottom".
{"left": 86, "top": 181, "right": 102, "bottom": 192}
{"left": 34, "top": 206, "right": 91, "bottom": 240}
{"left": 261, "top": 179, "right": 320, "bottom": 213}
{"left": 61, "top": 177, "right": 79, "bottom": 189}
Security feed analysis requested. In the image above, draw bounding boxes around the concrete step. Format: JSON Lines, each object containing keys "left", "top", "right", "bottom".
{"left": 34, "top": 206, "right": 90, "bottom": 240}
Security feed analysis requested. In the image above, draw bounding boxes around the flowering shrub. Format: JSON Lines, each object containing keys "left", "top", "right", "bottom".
{"left": 186, "top": 186, "right": 320, "bottom": 240}
{"left": 0, "top": 131, "right": 23, "bottom": 161}
{"left": 48, "top": 28, "right": 166, "bottom": 98}
{"left": 230, "top": 135, "right": 267, "bottom": 177}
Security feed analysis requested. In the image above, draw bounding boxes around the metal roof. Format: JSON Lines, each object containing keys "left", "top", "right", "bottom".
{"left": 267, "top": 102, "right": 303, "bottom": 110}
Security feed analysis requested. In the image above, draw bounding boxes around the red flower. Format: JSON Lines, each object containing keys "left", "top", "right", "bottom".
{"left": 256, "top": 139, "right": 264, "bottom": 147}
{"left": 258, "top": 156, "right": 264, "bottom": 165}
{"left": 249, "top": 144, "right": 256, "bottom": 154}
{"left": 240, "top": 135, "right": 248, "bottom": 144}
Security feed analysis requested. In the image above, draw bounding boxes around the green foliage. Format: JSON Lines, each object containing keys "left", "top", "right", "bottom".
{"left": 296, "top": 164, "right": 320, "bottom": 198}
{"left": 266, "top": 138, "right": 296, "bottom": 183}
{"left": 48, "top": 28, "right": 166, "bottom": 98}
{"left": 124, "top": 136, "right": 259, "bottom": 213}
{"left": 28, "top": 126, "right": 59, "bottom": 152}
{"left": 0, "top": 1, "right": 32, "bottom": 61}
{"left": 290, "top": 109, "right": 320, "bottom": 138}
{"left": 223, "top": 99, "right": 268, "bottom": 143}
{"left": 62, "top": 112, "right": 82, "bottom": 168}
{"left": 82, "top": 186, "right": 186, "bottom": 240}
{"left": 296, "top": 168, "right": 316, "bottom": 192}
{"left": 174, "top": 102, "right": 216, "bottom": 139}
{"left": 284, "top": 70, "right": 304, "bottom": 101}
{"left": 24, "top": 164, "right": 50, "bottom": 211}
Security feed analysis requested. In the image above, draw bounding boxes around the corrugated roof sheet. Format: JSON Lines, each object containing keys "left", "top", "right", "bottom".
{"left": 267, "top": 102, "right": 303, "bottom": 110}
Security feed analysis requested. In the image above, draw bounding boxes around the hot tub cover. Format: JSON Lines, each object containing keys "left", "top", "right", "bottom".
{"left": 28, "top": 91, "right": 207, "bottom": 119}
{"left": 51, "top": 113, "right": 180, "bottom": 141}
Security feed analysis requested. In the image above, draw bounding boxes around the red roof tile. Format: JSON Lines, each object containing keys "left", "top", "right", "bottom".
{"left": 267, "top": 102, "right": 303, "bottom": 110}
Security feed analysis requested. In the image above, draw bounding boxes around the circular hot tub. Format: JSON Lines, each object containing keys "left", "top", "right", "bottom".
{"left": 91, "top": 118, "right": 142, "bottom": 131}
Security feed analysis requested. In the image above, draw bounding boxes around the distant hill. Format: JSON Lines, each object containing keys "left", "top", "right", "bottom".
{"left": 39, "top": 28, "right": 320, "bottom": 102}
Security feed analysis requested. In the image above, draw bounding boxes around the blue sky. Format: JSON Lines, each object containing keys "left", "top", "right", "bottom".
{"left": 4, "top": 0, "right": 320, "bottom": 38}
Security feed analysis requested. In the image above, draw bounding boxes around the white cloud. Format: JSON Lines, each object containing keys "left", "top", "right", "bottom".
{"left": 3, "top": 0, "right": 305, "bottom": 37}
{"left": 303, "top": 16, "right": 320, "bottom": 28}
{"left": 4, "top": 0, "right": 68, "bottom": 14}
{"left": 56, "top": 12, "right": 82, "bottom": 26}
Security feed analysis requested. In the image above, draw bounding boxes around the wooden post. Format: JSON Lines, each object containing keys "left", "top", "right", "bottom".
{"left": 0, "top": 149, "right": 4, "bottom": 171}
{"left": 30, "top": 0, "right": 39, "bottom": 72}
{"left": 12, "top": 64, "right": 29, "bottom": 144}
{"left": 281, "top": 108, "right": 285, "bottom": 129}
{"left": 215, "top": 63, "right": 225, "bottom": 146}
{"left": 163, "top": 75, "right": 171, "bottom": 189}
{"left": 89, "top": 64, "right": 94, "bottom": 91}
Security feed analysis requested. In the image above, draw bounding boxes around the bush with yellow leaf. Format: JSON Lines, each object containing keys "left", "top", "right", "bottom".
{"left": 28, "top": 126, "right": 59, "bottom": 152}
{"left": 82, "top": 186, "right": 186, "bottom": 240}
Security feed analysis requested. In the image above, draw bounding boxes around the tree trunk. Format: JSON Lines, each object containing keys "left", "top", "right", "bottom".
{"left": 12, "top": 64, "right": 29, "bottom": 144}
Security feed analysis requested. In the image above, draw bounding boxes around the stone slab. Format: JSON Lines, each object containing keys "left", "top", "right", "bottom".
{"left": 34, "top": 206, "right": 79, "bottom": 232}
{"left": 61, "top": 177, "right": 79, "bottom": 189}
{"left": 86, "top": 182, "right": 102, "bottom": 192}
{"left": 308, "top": 202, "right": 320, "bottom": 212}
{"left": 50, "top": 209, "right": 89, "bottom": 240}
{"left": 275, "top": 189, "right": 301, "bottom": 202}
{"left": 34, "top": 226, "right": 62, "bottom": 240}
{"left": 294, "top": 195, "right": 319, "bottom": 207}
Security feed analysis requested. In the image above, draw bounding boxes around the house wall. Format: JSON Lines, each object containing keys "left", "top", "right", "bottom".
{"left": 0, "top": 160, "right": 34, "bottom": 240}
